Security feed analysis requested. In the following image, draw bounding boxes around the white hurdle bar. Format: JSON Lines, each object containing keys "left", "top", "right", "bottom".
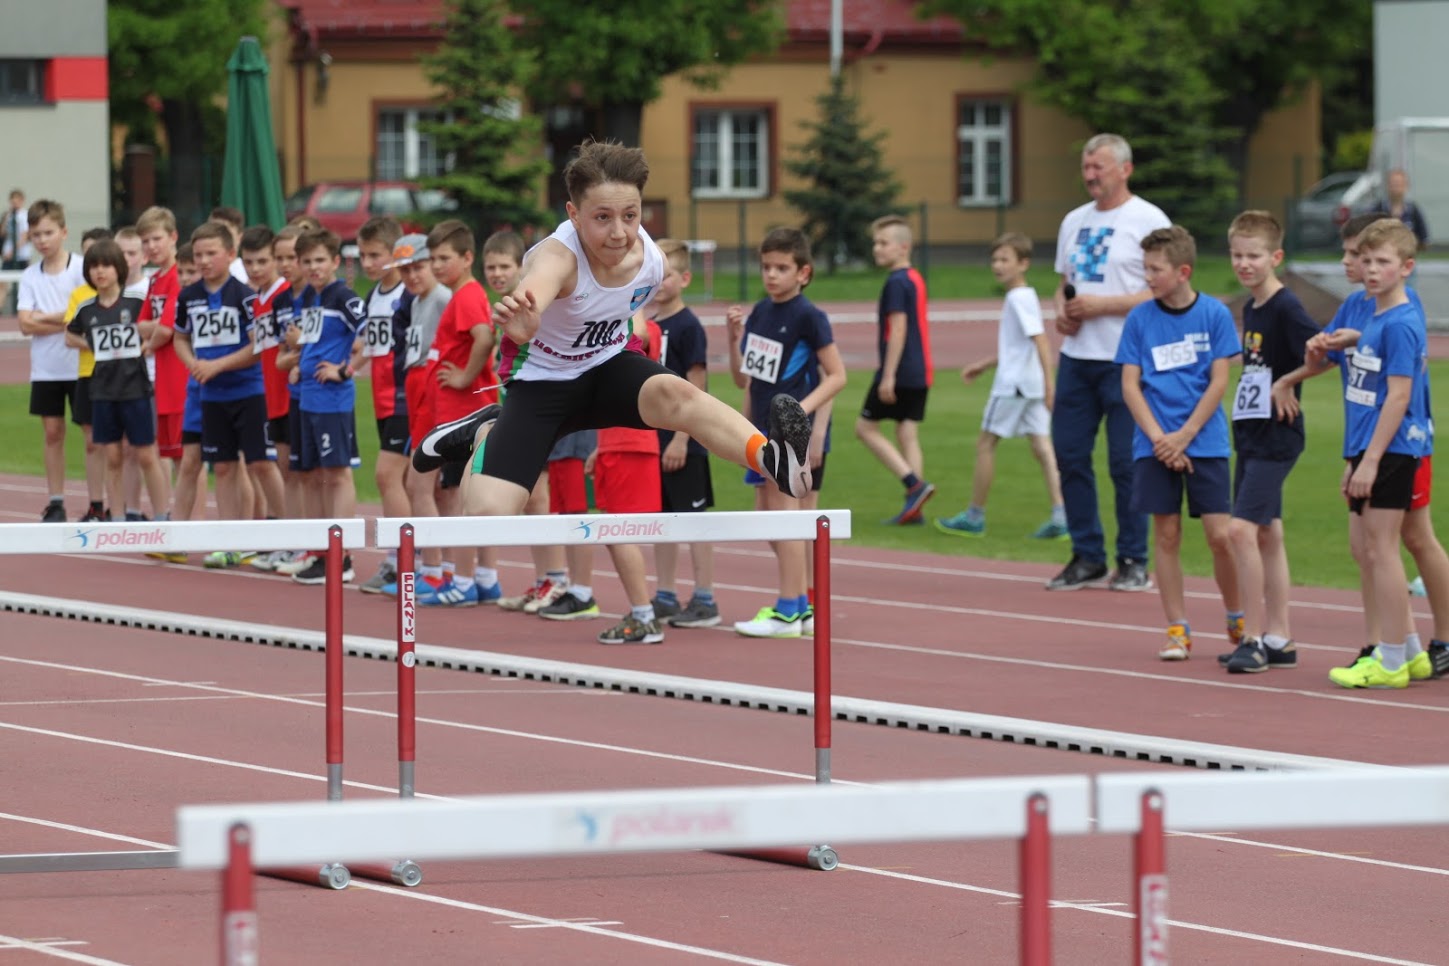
{"left": 1095, "top": 766, "right": 1449, "bottom": 966}
{"left": 0, "top": 518, "right": 365, "bottom": 890}
{"left": 378, "top": 511, "right": 851, "bottom": 871}
{"left": 181, "top": 775, "right": 1088, "bottom": 966}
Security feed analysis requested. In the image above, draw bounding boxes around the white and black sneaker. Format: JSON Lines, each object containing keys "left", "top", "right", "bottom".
{"left": 412, "top": 403, "right": 502, "bottom": 473}
{"left": 759, "top": 394, "right": 813, "bottom": 498}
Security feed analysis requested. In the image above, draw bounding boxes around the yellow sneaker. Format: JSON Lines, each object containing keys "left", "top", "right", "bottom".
{"left": 1159, "top": 624, "right": 1191, "bottom": 661}
{"left": 1328, "top": 650, "right": 1410, "bottom": 690}
{"left": 1406, "top": 650, "right": 1434, "bottom": 681}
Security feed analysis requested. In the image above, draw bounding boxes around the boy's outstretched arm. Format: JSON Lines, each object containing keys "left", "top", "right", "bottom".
{"left": 494, "top": 240, "right": 573, "bottom": 346}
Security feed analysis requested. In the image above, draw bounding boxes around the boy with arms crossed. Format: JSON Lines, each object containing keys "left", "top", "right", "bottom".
{"left": 938, "top": 232, "right": 1065, "bottom": 540}
{"left": 858, "top": 215, "right": 935, "bottom": 524}
{"left": 1116, "top": 226, "right": 1241, "bottom": 661}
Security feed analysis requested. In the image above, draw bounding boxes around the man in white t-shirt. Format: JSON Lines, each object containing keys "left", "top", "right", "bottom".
{"left": 1, "top": 188, "right": 32, "bottom": 313}
{"left": 1047, "top": 134, "right": 1171, "bottom": 591}
{"left": 17, "top": 198, "right": 85, "bottom": 522}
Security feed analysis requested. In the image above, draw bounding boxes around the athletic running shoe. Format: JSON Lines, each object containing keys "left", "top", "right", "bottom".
{"left": 412, "top": 403, "right": 502, "bottom": 473}
{"left": 124, "top": 511, "right": 149, "bottom": 522}
{"left": 668, "top": 596, "right": 722, "bottom": 628}
{"left": 525, "top": 580, "right": 569, "bottom": 614}
{"left": 359, "top": 561, "right": 398, "bottom": 595}
{"left": 1110, "top": 559, "right": 1152, "bottom": 592}
{"left": 292, "top": 554, "right": 354, "bottom": 585}
{"left": 888, "top": 482, "right": 936, "bottom": 525}
{"left": 146, "top": 551, "right": 189, "bottom": 564}
{"left": 420, "top": 578, "right": 480, "bottom": 607}
{"left": 1030, "top": 519, "right": 1069, "bottom": 541}
{"left": 734, "top": 606, "right": 805, "bottom": 639}
{"left": 476, "top": 580, "right": 502, "bottom": 605}
{"left": 935, "top": 512, "right": 984, "bottom": 537}
{"left": 79, "top": 506, "right": 111, "bottom": 523}
{"left": 1046, "top": 556, "right": 1108, "bottom": 591}
{"left": 1430, "top": 641, "right": 1449, "bottom": 679}
{"left": 1224, "top": 639, "right": 1269, "bottom": 674}
{"left": 597, "top": 615, "right": 665, "bottom": 645}
{"left": 274, "top": 551, "right": 315, "bottom": 576}
{"left": 650, "top": 595, "right": 682, "bottom": 620}
{"left": 500, "top": 582, "right": 546, "bottom": 612}
{"left": 41, "top": 502, "right": 66, "bottom": 523}
{"left": 204, "top": 550, "right": 255, "bottom": 569}
{"left": 1409, "top": 576, "right": 1428, "bottom": 597}
{"left": 1328, "top": 649, "right": 1409, "bottom": 690}
{"left": 1407, "top": 650, "right": 1434, "bottom": 681}
{"left": 538, "top": 592, "right": 601, "bottom": 620}
{"left": 1159, "top": 624, "right": 1191, "bottom": 661}
{"left": 249, "top": 550, "right": 282, "bottom": 572}
{"left": 1226, "top": 615, "right": 1245, "bottom": 647}
{"left": 803, "top": 609, "right": 815, "bottom": 637}
{"left": 758, "top": 394, "right": 812, "bottom": 498}
{"left": 1218, "top": 639, "right": 1296, "bottom": 669}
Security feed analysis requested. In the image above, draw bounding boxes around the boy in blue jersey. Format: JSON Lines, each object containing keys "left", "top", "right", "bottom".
{"left": 726, "top": 228, "right": 847, "bottom": 638}
{"left": 289, "top": 228, "right": 365, "bottom": 585}
{"left": 1322, "top": 220, "right": 1433, "bottom": 689}
{"left": 172, "top": 222, "right": 273, "bottom": 562}
{"left": 1116, "top": 226, "right": 1241, "bottom": 661}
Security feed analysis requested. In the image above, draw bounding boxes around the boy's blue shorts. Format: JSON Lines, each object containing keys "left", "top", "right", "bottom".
{"left": 1131, "top": 456, "right": 1230, "bottom": 518}
{"left": 1232, "top": 456, "right": 1298, "bottom": 526}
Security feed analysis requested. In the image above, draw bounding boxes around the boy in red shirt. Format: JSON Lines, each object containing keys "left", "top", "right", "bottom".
{"left": 137, "top": 207, "right": 185, "bottom": 480}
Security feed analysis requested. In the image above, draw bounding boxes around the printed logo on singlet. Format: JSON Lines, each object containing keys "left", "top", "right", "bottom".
{"left": 629, "top": 286, "right": 654, "bottom": 312}
{"left": 1070, "top": 227, "right": 1115, "bottom": 283}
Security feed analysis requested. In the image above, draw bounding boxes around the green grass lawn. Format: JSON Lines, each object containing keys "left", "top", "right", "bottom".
{"left": 4, "top": 362, "right": 1442, "bottom": 590}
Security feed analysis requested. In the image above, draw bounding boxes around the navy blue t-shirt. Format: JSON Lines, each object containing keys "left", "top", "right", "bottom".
{"left": 740, "top": 294, "right": 834, "bottom": 451}
{"left": 1232, "top": 286, "right": 1320, "bottom": 460}
{"left": 656, "top": 305, "right": 709, "bottom": 456}
{"left": 174, "top": 276, "right": 264, "bottom": 403}
{"left": 876, "top": 267, "right": 931, "bottom": 389}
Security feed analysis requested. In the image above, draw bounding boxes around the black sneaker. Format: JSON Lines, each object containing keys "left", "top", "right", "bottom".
{"left": 79, "top": 506, "right": 111, "bottom": 523}
{"left": 758, "top": 394, "right": 812, "bottom": 498}
{"left": 41, "top": 502, "right": 67, "bottom": 523}
{"left": 124, "top": 511, "right": 150, "bottom": 522}
{"left": 292, "top": 554, "right": 355, "bottom": 585}
{"left": 1109, "top": 558, "right": 1152, "bottom": 592}
{"left": 412, "top": 403, "right": 502, "bottom": 473}
{"left": 668, "top": 596, "right": 722, "bottom": 628}
{"left": 650, "top": 595, "right": 681, "bottom": 620}
{"left": 1045, "top": 555, "right": 1108, "bottom": 591}
{"left": 537, "top": 592, "right": 601, "bottom": 621}
{"left": 1225, "top": 639, "right": 1269, "bottom": 674}
{"left": 1218, "top": 639, "right": 1298, "bottom": 669}
{"left": 1429, "top": 640, "right": 1449, "bottom": 679}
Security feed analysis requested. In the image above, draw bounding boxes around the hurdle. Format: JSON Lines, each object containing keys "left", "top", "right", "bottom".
{"left": 0, "top": 518, "right": 364, "bottom": 891}
{"left": 377, "top": 510, "right": 851, "bottom": 872}
{"left": 178, "top": 773, "right": 1091, "bottom": 966}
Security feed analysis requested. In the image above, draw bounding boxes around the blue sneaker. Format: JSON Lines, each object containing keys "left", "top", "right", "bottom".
{"left": 420, "top": 578, "right": 480, "bottom": 607}
{"left": 475, "top": 581, "right": 502, "bottom": 605}
{"left": 1031, "top": 519, "right": 1069, "bottom": 541}
{"left": 379, "top": 573, "right": 423, "bottom": 598}
{"left": 887, "top": 481, "right": 936, "bottom": 525}
{"left": 935, "top": 511, "right": 984, "bottom": 537}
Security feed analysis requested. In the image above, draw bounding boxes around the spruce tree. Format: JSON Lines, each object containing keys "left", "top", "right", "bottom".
{"left": 418, "top": 0, "right": 551, "bottom": 233}
{"left": 783, "top": 73, "right": 904, "bottom": 273}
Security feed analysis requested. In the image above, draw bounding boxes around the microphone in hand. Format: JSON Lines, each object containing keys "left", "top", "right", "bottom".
{"left": 1063, "top": 284, "right": 1076, "bottom": 300}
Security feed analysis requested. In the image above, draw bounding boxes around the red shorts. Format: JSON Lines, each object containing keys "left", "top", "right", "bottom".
{"left": 404, "top": 368, "right": 436, "bottom": 455}
{"left": 434, "top": 381, "right": 497, "bottom": 425}
{"left": 1411, "top": 455, "right": 1433, "bottom": 510}
{"left": 594, "top": 451, "right": 662, "bottom": 514}
{"left": 156, "top": 412, "right": 183, "bottom": 461}
{"left": 548, "top": 458, "right": 588, "bottom": 514}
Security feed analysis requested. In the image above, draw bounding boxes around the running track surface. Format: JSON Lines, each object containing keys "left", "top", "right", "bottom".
{"left": 2, "top": 476, "right": 1448, "bottom": 963}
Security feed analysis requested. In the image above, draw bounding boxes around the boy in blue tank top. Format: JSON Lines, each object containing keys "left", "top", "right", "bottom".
{"left": 1115, "top": 226, "right": 1242, "bottom": 662}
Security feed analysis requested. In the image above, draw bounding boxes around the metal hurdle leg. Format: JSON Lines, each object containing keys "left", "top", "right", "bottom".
{"left": 222, "top": 824, "right": 258, "bottom": 966}
{"left": 1019, "top": 793, "right": 1051, "bottom": 966}
{"left": 1134, "top": 789, "right": 1168, "bottom": 966}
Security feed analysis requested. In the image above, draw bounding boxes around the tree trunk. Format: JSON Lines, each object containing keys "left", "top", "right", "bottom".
{"left": 161, "top": 99, "right": 210, "bottom": 230}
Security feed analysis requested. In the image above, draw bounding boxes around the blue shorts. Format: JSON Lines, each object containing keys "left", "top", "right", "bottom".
{"left": 202, "top": 395, "right": 270, "bottom": 464}
{"left": 183, "top": 380, "right": 203, "bottom": 434}
{"left": 298, "top": 410, "right": 359, "bottom": 471}
{"left": 92, "top": 396, "right": 157, "bottom": 447}
{"left": 1131, "top": 457, "right": 1231, "bottom": 518}
{"left": 1232, "top": 456, "right": 1297, "bottom": 526}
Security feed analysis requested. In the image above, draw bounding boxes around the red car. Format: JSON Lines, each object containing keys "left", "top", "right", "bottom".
{"left": 284, "top": 181, "right": 455, "bottom": 242}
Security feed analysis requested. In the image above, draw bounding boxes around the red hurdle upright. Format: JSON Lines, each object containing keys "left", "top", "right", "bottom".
{"left": 1134, "top": 789, "right": 1168, "bottom": 966}
{"left": 221, "top": 824, "right": 257, "bottom": 966}
{"left": 1019, "top": 792, "right": 1052, "bottom": 966}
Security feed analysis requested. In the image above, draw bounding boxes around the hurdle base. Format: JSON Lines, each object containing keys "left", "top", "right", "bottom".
{"left": 0, "top": 850, "right": 180, "bottom": 874}
{"left": 260, "top": 863, "right": 350, "bottom": 890}
{"left": 717, "top": 845, "right": 838, "bottom": 872}
{"left": 350, "top": 859, "right": 423, "bottom": 888}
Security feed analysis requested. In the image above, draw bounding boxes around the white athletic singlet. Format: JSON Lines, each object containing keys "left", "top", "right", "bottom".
{"left": 498, "top": 220, "right": 662, "bottom": 382}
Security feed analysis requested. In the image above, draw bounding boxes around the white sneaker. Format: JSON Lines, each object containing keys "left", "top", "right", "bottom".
{"left": 734, "top": 606, "right": 805, "bottom": 639}
{"left": 524, "top": 580, "right": 568, "bottom": 614}
{"left": 274, "top": 550, "right": 313, "bottom": 576}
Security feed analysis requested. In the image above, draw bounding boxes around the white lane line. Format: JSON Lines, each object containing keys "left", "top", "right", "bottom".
{"left": 0, "top": 812, "right": 169, "bottom": 849}
{"left": 0, "top": 935, "right": 132, "bottom": 965}
{"left": 841, "top": 865, "right": 1433, "bottom": 965}
{"left": 0, "top": 688, "right": 615, "bottom": 709}
{"left": 1170, "top": 830, "right": 1449, "bottom": 877}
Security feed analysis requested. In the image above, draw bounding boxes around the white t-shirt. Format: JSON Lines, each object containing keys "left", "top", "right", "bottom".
{"left": 229, "top": 257, "right": 249, "bottom": 284}
{"left": 2, "top": 207, "right": 31, "bottom": 262}
{"left": 17, "top": 254, "right": 85, "bottom": 381}
{"left": 991, "top": 286, "right": 1046, "bottom": 399}
{"left": 1053, "top": 194, "right": 1170, "bottom": 361}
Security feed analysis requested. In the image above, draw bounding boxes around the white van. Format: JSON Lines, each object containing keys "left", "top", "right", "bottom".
{"left": 1341, "top": 118, "right": 1449, "bottom": 244}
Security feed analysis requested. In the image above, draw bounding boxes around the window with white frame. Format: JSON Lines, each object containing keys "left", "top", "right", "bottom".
{"left": 691, "top": 108, "right": 769, "bottom": 199}
{"left": 957, "top": 99, "right": 1013, "bottom": 206}
{"left": 375, "top": 107, "right": 449, "bottom": 180}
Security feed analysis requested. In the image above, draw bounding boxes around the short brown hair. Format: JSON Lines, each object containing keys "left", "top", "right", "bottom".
{"left": 190, "top": 221, "right": 235, "bottom": 252}
{"left": 80, "top": 226, "right": 113, "bottom": 247}
{"left": 239, "top": 225, "right": 275, "bottom": 256}
{"left": 1341, "top": 212, "right": 1387, "bottom": 241}
{"left": 82, "top": 238, "right": 129, "bottom": 290}
{"left": 136, "top": 206, "right": 177, "bottom": 236}
{"left": 114, "top": 226, "right": 140, "bottom": 245}
{"left": 27, "top": 199, "right": 65, "bottom": 229}
{"left": 482, "top": 229, "right": 525, "bottom": 264}
{"left": 656, "top": 238, "right": 690, "bottom": 275}
{"left": 358, "top": 216, "right": 403, "bottom": 250}
{"left": 209, "top": 206, "right": 245, "bottom": 231}
{"left": 287, "top": 214, "right": 322, "bottom": 233}
{"left": 760, "top": 227, "right": 812, "bottom": 281}
{"left": 427, "top": 219, "right": 474, "bottom": 257}
{"left": 871, "top": 215, "right": 912, "bottom": 245}
{"left": 295, "top": 228, "right": 342, "bottom": 259}
{"left": 1227, "top": 210, "right": 1283, "bottom": 250}
{"left": 991, "top": 231, "right": 1032, "bottom": 261}
{"left": 176, "top": 242, "right": 194, "bottom": 265}
{"left": 563, "top": 140, "right": 649, "bottom": 204}
{"left": 1141, "top": 225, "right": 1196, "bottom": 269}
{"left": 1356, "top": 219, "right": 1418, "bottom": 262}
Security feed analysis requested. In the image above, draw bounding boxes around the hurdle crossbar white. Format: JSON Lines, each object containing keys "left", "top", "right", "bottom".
{"left": 374, "top": 510, "right": 852, "bottom": 549}
{"left": 176, "top": 775, "right": 1091, "bottom": 869}
{"left": 0, "top": 518, "right": 367, "bottom": 555}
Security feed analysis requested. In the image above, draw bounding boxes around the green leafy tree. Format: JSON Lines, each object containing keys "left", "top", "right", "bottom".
{"left": 418, "top": 0, "right": 551, "bottom": 234}
{"left": 783, "top": 73, "right": 904, "bottom": 273}
{"left": 109, "top": 0, "right": 269, "bottom": 225}
{"left": 516, "top": 1, "right": 784, "bottom": 145}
